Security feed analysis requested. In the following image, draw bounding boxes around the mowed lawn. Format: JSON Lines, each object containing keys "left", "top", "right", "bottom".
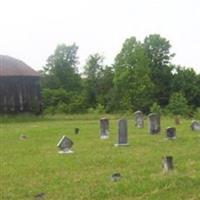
{"left": 0, "top": 115, "right": 200, "bottom": 200}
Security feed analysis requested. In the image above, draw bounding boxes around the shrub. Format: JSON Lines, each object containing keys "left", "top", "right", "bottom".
{"left": 150, "top": 102, "right": 161, "bottom": 115}
{"left": 167, "top": 92, "right": 189, "bottom": 116}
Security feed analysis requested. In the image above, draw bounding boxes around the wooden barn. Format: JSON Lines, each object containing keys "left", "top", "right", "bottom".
{"left": 0, "top": 55, "right": 41, "bottom": 113}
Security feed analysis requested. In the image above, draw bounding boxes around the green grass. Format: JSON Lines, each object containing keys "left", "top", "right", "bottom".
{"left": 0, "top": 115, "right": 200, "bottom": 200}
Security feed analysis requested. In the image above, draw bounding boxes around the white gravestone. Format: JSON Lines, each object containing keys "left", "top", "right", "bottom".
{"left": 191, "top": 120, "right": 200, "bottom": 131}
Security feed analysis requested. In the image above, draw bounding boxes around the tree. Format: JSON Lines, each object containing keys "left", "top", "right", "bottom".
{"left": 114, "top": 37, "right": 154, "bottom": 112}
{"left": 42, "top": 43, "right": 81, "bottom": 92}
{"left": 172, "top": 66, "right": 200, "bottom": 107}
{"left": 83, "top": 53, "right": 104, "bottom": 108}
{"left": 167, "top": 92, "right": 189, "bottom": 116}
{"left": 143, "top": 34, "right": 175, "bottom": 106}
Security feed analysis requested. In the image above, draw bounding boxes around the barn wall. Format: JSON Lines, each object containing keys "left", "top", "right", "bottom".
{"left": 0, "top": 76, "right": 41, "bottom": 113}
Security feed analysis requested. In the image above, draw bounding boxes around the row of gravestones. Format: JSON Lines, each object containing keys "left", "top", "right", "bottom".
{"left": 57, "top": 111, "right": 200, "bottom": 172}
{"left": 100, "top": 113, "right": 176, "bottom": 143}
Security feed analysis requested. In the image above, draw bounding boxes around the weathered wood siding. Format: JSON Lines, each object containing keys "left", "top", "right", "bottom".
{"left": 0, "top": 76, "right": 41, "bottom": 113}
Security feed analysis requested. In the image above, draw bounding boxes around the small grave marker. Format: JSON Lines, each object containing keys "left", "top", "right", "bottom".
{"left": 57, "top": 136, "right": 74, "bottom": 154}
{"left": 19, "top": 134, "right": 28, "bottom": 140}
{"left": 74, "top": 128, "right": 80, "bottom": 134}
{"left": 134, "top": 110, "right": 144, "bottom": 128}
{"left": 166, "top": 127, "right": 176, "bottom": 139}
{"left": 191, "top": 120, "right": 200, "bottom": 131}
{"left": 175, "top": 117, "right": 180, "bottom": 125}
{"left": 111, "top": 173, "right": 121, "bottom": 182}
{"left": 163, "top": 156, "right": 173, "bottom": 172}
{"left": 100, "top": 118, "right": 109, "bottom": 139}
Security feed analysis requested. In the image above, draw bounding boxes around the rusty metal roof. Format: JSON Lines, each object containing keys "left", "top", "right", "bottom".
{"left": 0, "top": 55, "right": 39, "bottom": 77}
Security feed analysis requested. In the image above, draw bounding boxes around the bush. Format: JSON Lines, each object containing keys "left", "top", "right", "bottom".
{"left": 194, "top": 107, "right": 200, "bottom": 120}
{"left": 167, "top": 92, "right": 189, "bottom": 116}
{"left": 150, "top": 102, "right": 161, "bottom": 115}
{"left": 42, "top": 88, "right": 87, "bottom": 114}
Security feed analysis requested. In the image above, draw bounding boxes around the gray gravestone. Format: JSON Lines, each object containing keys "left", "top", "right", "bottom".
{"left": 100, "top": 118, "right": 109, "bottom": 139}
{"left": 163, "top": 156, "right": 173, "bottom": 172}
{"left": 134, "top": 110, "right": 144, "bottom": 128}
{"left": 57, "top": 136, "right": 74, "bottom": 154}
{"left": 148, "top": 113, "right": 160, "bottom": 134}
{"left": 74, "top": 128, "right": 80, "bottom": 134}
{"left": 111, "top": 173, "right": 121, "bottom": 182}
{"left": 166, "top": 127, "right": 176, "bottom": 139}
{"left": 191, "top": 120, "right": 200, "bottom": 131}
{"left": 115, "top": 119, "right": 128, "bottom": 146}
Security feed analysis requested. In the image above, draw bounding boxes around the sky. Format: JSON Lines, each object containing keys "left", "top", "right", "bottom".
{"left": 0, "top": 0, "right": 200, "bottom": 73}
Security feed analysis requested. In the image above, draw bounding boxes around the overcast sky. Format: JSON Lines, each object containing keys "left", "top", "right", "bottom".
{"left": 0, "top": 0, "right": 200, "bottom": 73}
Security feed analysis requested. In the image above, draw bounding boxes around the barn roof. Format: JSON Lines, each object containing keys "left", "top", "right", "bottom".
{"left": 0, "top": 55, "right": 39, "bottom": 77}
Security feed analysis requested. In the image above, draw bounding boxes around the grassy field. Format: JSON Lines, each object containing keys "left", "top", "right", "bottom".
{"left": 0, "top": 114, "right": 200, "bottom": 200}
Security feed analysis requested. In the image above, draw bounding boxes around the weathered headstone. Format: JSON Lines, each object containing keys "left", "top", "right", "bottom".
{"left": 163, "top": 156, "right": 173, "bottom": 172}
{"left": 115, "top": 119, "right": 128, "bottom": 146}
{"left": 111, "top": 173, "right": 121, "bottom": 182}
{"left": 166, "top": 127, "right": 176, "bottom": 139}
{"left": 74, "top": 128, "right": 80, "bottom": 134}
{"left": 191, "top": 120, "right": 200, "bottom": 131}
{"left": 148, "top": 113, "right": 160, "bottom": 134}
{"left": 100, "top": 118, "right": 109, "bottom": 139}
{"left": 134, "top": 110, "right": 144, "bottom": 128}
{"left": 19, "top": 134, "right": 28, "bottom": 140}
{"left": 57, "top": 136, "right": 73, "bottom": 154}
{"left": 34, "top": 192, "right": 45, "bottom": 200}
{"left": 175, "top": 117, "right": 180, "bottom": 125}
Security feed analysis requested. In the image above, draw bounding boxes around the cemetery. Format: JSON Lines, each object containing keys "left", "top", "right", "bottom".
{"left": 0, "top": 114, "right": 200, "bottom": 200}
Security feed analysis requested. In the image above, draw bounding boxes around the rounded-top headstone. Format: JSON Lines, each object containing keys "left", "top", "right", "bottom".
{"left": 100, "top": 118, "right": 109, "bottom": 139}
{"left": 191, "top": 120, "right": 200, "bottom": 131}
{"left": 115, "top": 119, "right": 128, "bottom": 146}
{"left": 148, "top": 113, "right": 160, "bottom": 134}
{"left": 134, "top": 110, "right": 144, "bottom": 128}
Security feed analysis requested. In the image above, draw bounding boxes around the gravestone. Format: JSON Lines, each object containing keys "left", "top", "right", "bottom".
{"left": 19, "top": 134, "right": 28, "bottom": 140}
{"left": 74, "top": 128, "right": 80, "bottom": 134}
{"left": 57, "top": 136, "right": 74, "bottom": 154}
{"left": 34, "top": 192, "right": 45, "bottom": 200}
{"left": 148, "top": 113, "right": 160, "bottom": 134}
{"left": 163, "top": 156, "right": 173, "bottom": 172}
{"left": 175, "top": 117, "right": 180, "bottom": 125}
{"left": 134, "top": 110, "right": 144, "bottom": 128}
{"left": 100, "top": 118, "right": 109, "bottom": 139}
{"left": 191, "top": 120, "right": 200, "bottom": 131}
{"left": 111, "top": 173, "right": 121, "bottom": 182}
{"left": 115, "top": 119, "right": 128, "bottom": 146}
{"left": 166, "top": 127, "right": 176, "bottom": 139}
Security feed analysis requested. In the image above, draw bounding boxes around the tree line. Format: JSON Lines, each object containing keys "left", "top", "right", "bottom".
{"left": 41, "top": 34, "right": 200, "bottom": 117}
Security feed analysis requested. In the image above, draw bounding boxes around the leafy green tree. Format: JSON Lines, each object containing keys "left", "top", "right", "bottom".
{"left": 167, "top": 92, "right": 189, "bottom": 116}
{"left": 43, "top": 43, "right": 81, "bottom": 92}
{"left": 143, "top": 34, "right": 175, "bottom": 106}
{"left": 83, "top": 53, "right": 114, "bottom": 111}
{"left": 83, "top": 53, "right": 104, "bottom": 108}
{"left": 172, "top": 66, "right": 200, "bottom": 107}
{"left": 114, "top": 37, "right": 154, "bottom": 112}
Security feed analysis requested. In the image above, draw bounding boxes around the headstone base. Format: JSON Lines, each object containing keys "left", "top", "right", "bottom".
{"left": 101, "top": 135, "right": 109, "bottom": 139}
{"left": 114, "top": 143, "right": 129, "bottom": 147}
{"left": 58, "top": 149, "right": 74, "bottom": 154}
